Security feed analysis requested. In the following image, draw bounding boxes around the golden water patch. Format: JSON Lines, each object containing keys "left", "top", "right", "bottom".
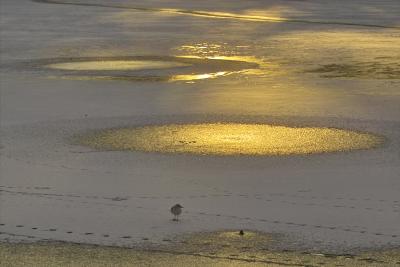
{"left": 35, "top": 56, "right": 259, "bottom": 82}
{"left": 79, "top": 123, "right": 382, "bottom": 156}
{"left": 32, "top": 0, "right": 400, "bottom": 29}
{"left": 170, "top": 71, "right": 230, "bottom": 81}
{"left": 46, "top": 60, "right": 191, "bottom": 71}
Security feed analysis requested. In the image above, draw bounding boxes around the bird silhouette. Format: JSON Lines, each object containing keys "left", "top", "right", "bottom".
{"left": 170, "top": 204, "right": 183, "bottom": 221}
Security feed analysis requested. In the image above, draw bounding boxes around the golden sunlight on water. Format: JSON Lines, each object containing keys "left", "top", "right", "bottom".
{"left": 79, "top": 123, "right": 382, "bottom": 156}
{"left": 170, "top": 71, "right": 229, "bottom": 81}
{"left": 46, "top": 60, "right": 190, "bottom": 71}
{"left": 41, "top": 56, "right": 260, "bottom": 82}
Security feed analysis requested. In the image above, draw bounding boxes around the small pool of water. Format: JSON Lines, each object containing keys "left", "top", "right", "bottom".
{"left": 46, "top": 60, "right": 191, "bottom": 71}
{"left": 78, "top": 123, "right": 383, "bottom": 156}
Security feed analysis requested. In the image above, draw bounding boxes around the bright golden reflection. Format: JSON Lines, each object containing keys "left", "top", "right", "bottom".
{"left": 208, "top": 56, "right": 274, "bottom": 76}
{"left": 46, "top": 60, "right": 190, "bottom": 71}
{"left": 170, "top": 71, "right": 230, "bottom": 81}
{"left": 175, "top": 41, "right": 277, "bottom": 78}
{"left": 41, "top": 56, "right": 259, "bottom": 82}
{"left": 79, "top": 123, "right": 382, "bottom": 156}
{"left": 33, "top": 0, "right": 399, "bottom": 29}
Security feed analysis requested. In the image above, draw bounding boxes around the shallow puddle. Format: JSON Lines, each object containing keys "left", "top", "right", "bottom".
{"left": 31, "top": 56, "right": 259, "bottom": 82}
{"left": 46, "top": 60, "right": 191, "bottom": 71}
{"left": 78, "top": 123, "right": 383, "bottom": 156}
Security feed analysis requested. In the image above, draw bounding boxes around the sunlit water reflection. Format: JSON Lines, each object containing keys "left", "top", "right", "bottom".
{"left": 46, "top": 60, "right": 190, "bottom": 71}
{"left": 78, "top": 123, "right": 382, "bottom": 156}
{"left": 38, "top": 56, "right": 260, "bottom": 82}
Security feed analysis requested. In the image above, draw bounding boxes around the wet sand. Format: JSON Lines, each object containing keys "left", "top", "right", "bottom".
{"left": 2, "top": 232, "right": 400, "bottom": 267}
{"left": 0, "top": 0, "right": 399, "bottom": 264}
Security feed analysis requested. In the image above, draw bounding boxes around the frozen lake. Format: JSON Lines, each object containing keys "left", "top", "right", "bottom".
{"left": 1, "top": 0, "right": 399, "bottom": 255}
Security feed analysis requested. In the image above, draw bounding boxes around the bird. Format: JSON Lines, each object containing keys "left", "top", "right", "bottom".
{"left": 170, "top": 204, "right": 183, "bottom": 221}
{"left": 239, "top": 230, "right": 244, "bottom": 236}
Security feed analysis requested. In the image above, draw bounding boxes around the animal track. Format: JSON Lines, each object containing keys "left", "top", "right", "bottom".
{"left": 2, "top": 187, "right": 399, "bottom": 214}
